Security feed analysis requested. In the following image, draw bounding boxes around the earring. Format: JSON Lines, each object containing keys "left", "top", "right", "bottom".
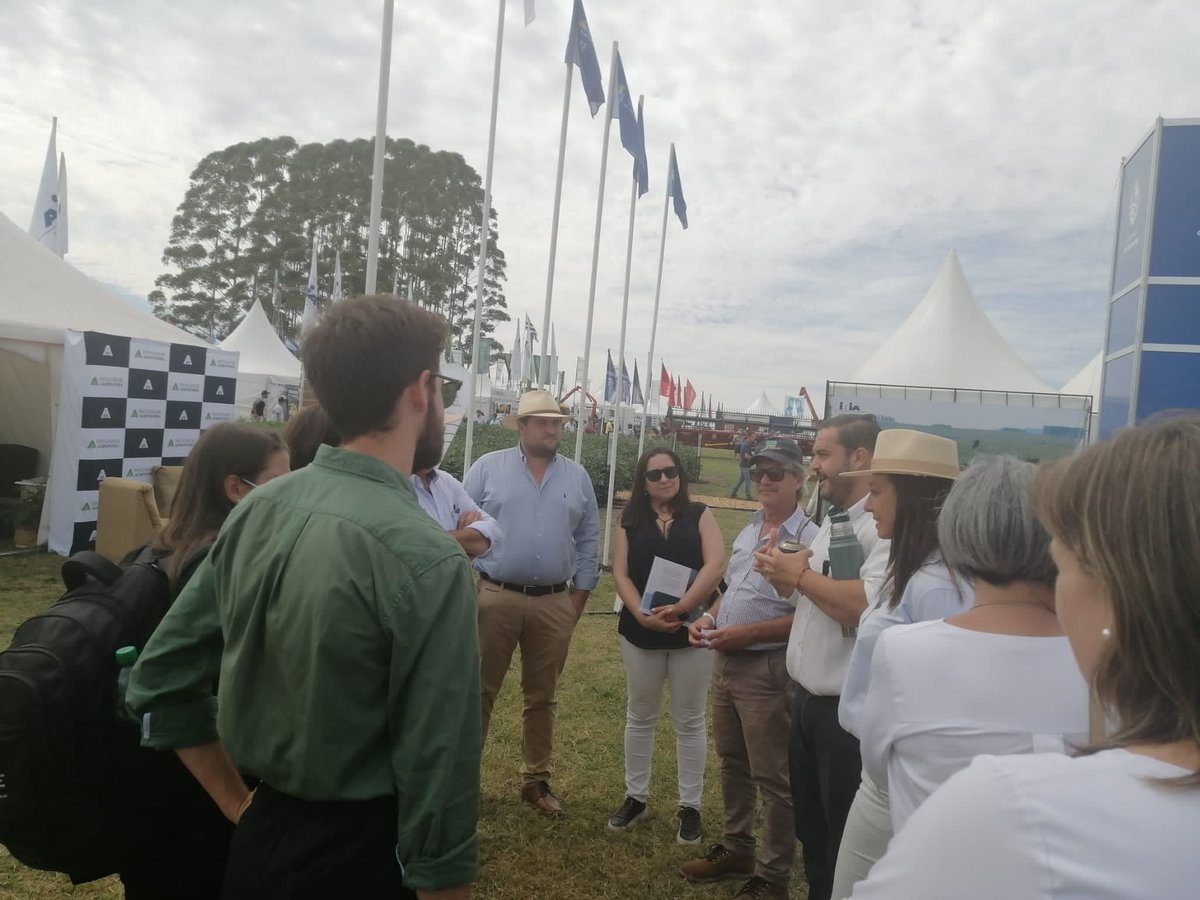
{"left": 1101, "top": 627, "right": 1112, "bottom": 640}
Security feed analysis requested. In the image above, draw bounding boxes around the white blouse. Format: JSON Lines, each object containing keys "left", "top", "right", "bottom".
{"left": 837, "top": 559, "right": 971, "bottom": 739}
{"left": 859, "top": 618, "right": 1089, "bottom": 833}
{"left": 850, "top": 748, "right": 1200, "bottom": 899}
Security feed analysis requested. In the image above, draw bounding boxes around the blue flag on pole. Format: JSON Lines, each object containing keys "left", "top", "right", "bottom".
{"left": 565, "top": 0, "right": 605, "bottom": 116}
{"left": 604, "top": 350, "right": 617, "bottom": 402}
{"left": 632, "top": 360, "right": 644, "bottom": 406}
{"left": 620, "top": 358, "right": 632, "bottom": 402}
{"left": 668, "top": 144, "right": 688, "bottom": 229}
{"left": 611, "top": 51, "right": 643, "bottom": 174}
{"left": 633, "top": 97, "right": 649, "bottom": 198}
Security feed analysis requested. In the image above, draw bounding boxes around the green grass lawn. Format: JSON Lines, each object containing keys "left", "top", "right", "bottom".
{"left": 0, "top": 463, "right": 813, "bottom": 899}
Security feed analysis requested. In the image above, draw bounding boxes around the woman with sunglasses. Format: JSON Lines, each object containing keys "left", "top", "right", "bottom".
{"left": 851, "top": 415, "right": 1200, "bottom": 899}
{"left": 830, "top": 430, "right": 970, "bottom": 899}
{"left": 608, "top": 447, "right": 726, "bottom": 845}
{"left": 118, "top": 422, "right": 289, "bottom": 899}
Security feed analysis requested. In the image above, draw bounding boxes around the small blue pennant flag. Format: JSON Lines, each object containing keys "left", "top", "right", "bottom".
{"left": 668, "top": 144, "right": 688, "bottom": 229}
{"left": 604, "top": 350, "right": 617, "bottom": 402}
{"left": 633, "top": 96, "right": 649, "bottom": 198}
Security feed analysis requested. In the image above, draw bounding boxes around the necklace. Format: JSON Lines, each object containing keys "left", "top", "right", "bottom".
{"left": 654, "top": 508, "right": 674, "bottom": 537}
{"left": 971, "top": 601, "right": 1052, "bottom": 611}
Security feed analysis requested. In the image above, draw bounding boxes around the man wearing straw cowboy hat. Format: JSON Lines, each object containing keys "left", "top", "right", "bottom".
{"left": 463, "top": 389, "right": 600, "bottom": 817}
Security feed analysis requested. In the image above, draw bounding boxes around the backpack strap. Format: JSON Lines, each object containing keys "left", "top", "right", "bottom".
{"left": 61, "top": 551, "right": 124, "bottom": 591}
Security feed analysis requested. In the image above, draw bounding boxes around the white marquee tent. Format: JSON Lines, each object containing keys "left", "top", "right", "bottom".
{"left": 1062, "top": 350, "right": 1103, "bottom": 443}
{"left": 0, "top": 212, "right": 206, "bottom": 537}
{"left": 853, "top": 251, "right": 1052, "bottom": 394}
{"left": 744, "top": 392, "right": 779, "bottom": 416}
{"left": 219, "top": 298, "right": 301, "bottom": 415}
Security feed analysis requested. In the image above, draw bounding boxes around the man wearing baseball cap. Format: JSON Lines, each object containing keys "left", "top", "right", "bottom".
{"left": 679, "top": 438, "right": 818, "bottom": 900}
{"left": 463, "top": 390, "right": 600, "bottom": 816}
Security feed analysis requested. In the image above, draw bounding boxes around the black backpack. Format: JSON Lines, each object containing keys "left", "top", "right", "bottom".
{"left": 0, "top": 546, "right": 178, "bottom": 882}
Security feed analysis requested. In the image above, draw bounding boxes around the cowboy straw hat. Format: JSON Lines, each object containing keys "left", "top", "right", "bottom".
{"left": 503, "top": 389, "right": 572, "bottom": 430}
{"left": 845, "top": 428, "right": 961, "bottom": 480}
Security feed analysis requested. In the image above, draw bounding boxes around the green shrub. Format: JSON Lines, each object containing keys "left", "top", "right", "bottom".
{"left": 441, "top": 426, "right": 698, "bottom": 504}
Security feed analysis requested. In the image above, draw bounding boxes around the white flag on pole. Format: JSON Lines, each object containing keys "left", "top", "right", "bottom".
{"left": 510, "top": 323, "right": 523, "bottom": 388}
{"left": 56, "top": 152, "right": 69, "bottom": 257}
{"left": 332, "top": 250, "right": 344, "bottom": 303}
{"left": 28, "top": 117, "right": 61, "bottom": 254}
{"left": 300, "top": 238, "right": 320, "bottom": 334}
{"left": 548, "top": 324, "right": 558, "bottom": 392}
{"left": 524, "top": 0, "right": 535, "bottom": 25}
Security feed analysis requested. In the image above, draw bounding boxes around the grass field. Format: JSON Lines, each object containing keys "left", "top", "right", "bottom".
{"left": 0, "top": 449, "right": 813, "bottom": 899}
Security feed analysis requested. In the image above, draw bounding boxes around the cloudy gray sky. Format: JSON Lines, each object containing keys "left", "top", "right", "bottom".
{"left": 3, "top": 0, "right": 1197, "bottom": 412}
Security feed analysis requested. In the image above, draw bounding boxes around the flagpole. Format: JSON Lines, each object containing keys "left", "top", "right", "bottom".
{"left": 602, "top": 160, "right": 641, "bottom": 571}
{"left": 538, "top": 62, "right": 573, "bottom": 391}
{"left": 574, "top": 41, "right": 620, "bottom": 462}
{"left": 636, "top": 145, "right": 674, "bottom": 463}
{"left": 463, "top": 0, "right": 507, "bottom": 472}
{"left": 364, "top": 0, "right": 394, "bottom": 294}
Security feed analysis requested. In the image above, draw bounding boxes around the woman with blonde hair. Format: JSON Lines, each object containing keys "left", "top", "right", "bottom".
{"left": 851, "top": 415, "right": 1200, "bottom": 899}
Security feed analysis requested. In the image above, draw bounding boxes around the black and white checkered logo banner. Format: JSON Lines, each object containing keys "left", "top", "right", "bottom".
{"left": 47, "top": 330, "right": 239, "bottom": 555}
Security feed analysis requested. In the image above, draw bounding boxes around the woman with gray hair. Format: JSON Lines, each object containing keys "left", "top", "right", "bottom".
{"left": 856, "top": 454, "right": 1089, "bottom": 837}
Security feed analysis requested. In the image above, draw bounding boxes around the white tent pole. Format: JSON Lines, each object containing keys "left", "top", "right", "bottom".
{"left": 574, "top": 41, "right": 619, "bottom": 462}
{"left": 463, "top": 0, "right": 507, "bottom": 472}
{"left": 364, "top": 0, "right": 394, "bottom": 294}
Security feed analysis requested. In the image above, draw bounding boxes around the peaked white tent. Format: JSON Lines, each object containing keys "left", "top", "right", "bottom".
{"left": 853, "top": 251, "right": 1052, "bottom": 393}
{"left": 1062, "top": 351, "right": 1103, "bottom": 443}
{"left": 0, "top": 212, "right": 204, "bottom": 479}
{"left": 745, "top": 392, "right": 779, "bottom": 416}
{"left": 219, "top": 298, "right": 300, "bottom": 415}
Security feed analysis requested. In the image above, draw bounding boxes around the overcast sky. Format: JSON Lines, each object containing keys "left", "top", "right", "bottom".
{"left": 3, "top": 0, "right": 1198, "bottom": 412}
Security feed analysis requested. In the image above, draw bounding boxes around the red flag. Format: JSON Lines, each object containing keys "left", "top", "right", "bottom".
{"left": 659, "top": 364, "right": 671, "bottom": 398}
{"left": 675, "top": 376, "right": 682, "bottom": 405}
{"left": 668, "top": 377, "right": 677, "bottom": 407}
{"left": 684, "top": 380, "right": 697, "bottom": 410}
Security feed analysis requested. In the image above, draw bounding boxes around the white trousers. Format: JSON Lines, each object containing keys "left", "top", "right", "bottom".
{"left": 618, "top": 636, "right": 715, "bottom": 808}
{"left": 830, "top": 768, "right": 893, "bottom": 900}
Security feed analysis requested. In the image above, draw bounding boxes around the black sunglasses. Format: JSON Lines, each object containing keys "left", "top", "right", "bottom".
{"left": 435, "top": 373, "right": 463, "bottom": 406}
{"left": 645, "top": 465, "right": 680, "bottom": 483}
{"left": 750, "top": 466, "right": 799, "bottom": 483}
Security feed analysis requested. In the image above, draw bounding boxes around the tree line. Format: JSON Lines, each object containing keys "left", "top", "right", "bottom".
{"left": 150, "top": 135, "right": 510, "bottom": 355}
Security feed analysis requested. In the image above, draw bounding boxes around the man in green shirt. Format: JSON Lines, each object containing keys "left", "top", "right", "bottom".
{"left": 127, "top": 296, "right": 480, "bottom": 900}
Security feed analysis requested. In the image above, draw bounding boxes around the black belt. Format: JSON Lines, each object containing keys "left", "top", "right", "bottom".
{"left": 480, "top": 573, "right": 569, "bottom": 596}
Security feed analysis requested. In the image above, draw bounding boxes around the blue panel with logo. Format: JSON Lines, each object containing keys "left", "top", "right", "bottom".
{"left": 1149, "top": 124, "right": 1200, "bottom": 277}
{"left": 1111, "top": 133, "right": 1157, "bottom": 295}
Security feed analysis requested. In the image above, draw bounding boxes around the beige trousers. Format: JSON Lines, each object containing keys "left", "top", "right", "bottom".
{"left": 477, "top": 580, "right": 579, "bottom": 784}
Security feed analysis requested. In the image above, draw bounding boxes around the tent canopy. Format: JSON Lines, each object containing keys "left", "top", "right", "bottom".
{"left": 0, "top": 211, "right": 204, "bottom": 479}
{"left": 853, "top": 251, "right": 1052, "bottom": 394}
{"left": 1061, "top": 351, "right": 1102, "bottom": 398}
{"left": 219, "top": 298, "right": 300, "bottom": 413}
{"left": 744, "top": 392, "right": 779, "bottom": 416}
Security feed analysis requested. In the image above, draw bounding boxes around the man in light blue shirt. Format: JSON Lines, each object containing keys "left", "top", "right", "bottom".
{"left": 411, "top": 467, "right": 501, "bottom": 559}
{"left": 463, "top": 390, "right": 600, "bottom": 817}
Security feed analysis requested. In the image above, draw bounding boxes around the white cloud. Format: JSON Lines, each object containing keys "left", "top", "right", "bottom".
{"left": 2, "top": 0, "right": 1198, "bottom": 412}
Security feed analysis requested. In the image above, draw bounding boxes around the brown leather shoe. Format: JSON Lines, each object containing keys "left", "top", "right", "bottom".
{"left": 520, "top": 780, "right": 563, "bottom": 817}
{"left": 679, "top": 843, "right": 755, "bottom": 883}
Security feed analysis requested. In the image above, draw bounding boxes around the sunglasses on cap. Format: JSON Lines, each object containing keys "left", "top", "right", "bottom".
{"left": 434, "top": 373, "right": 463, "bottom": 406}
{"left": 750, "top": 466, "right": 799, "bottom": 483}
{"left": 645, "top": 465, "right": 680, "bottom": 483}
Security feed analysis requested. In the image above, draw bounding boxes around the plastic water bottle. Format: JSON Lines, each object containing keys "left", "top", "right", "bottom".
{"left": 114, "top": 645, "right": 138, "bottom": 723}
{"left": 827, "top": 512, "right": 865, "bottom": 637}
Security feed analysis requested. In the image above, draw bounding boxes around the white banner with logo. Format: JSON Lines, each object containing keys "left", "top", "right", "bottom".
{"left": 46, "top": 330, "right": 239, "bottom": 555}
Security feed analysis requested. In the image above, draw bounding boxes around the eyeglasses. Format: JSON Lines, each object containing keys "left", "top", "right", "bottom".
{"left": 435, "top": 373, "right": 463, "bottom": 406}
{"left": 750, "top": 467, "right": 799, "bottom": 483}
{"left": 239, "top": 476, "right": 259, "bottom": 489}
{"left": 645, "top": 466, "right": 680, "bottom": 483}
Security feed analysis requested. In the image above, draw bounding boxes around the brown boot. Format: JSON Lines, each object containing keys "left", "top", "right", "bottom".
{"left": 732, "top": 876, "right": 789, "bottom": 899}
{"left": 679, "top": 843, "right": 755, "bottom": 883}
{"left": 520, "top": 781, "right": 563, "bottom": 817}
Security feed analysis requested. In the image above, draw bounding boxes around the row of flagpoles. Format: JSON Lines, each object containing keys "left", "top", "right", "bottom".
{"left": 28, "top": 117, "right": 69, "bottom": 257}
{"left": 458, "top": 0, "right": 690, "bottom": 473}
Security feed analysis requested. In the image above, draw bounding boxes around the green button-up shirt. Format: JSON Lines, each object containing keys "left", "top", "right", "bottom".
{"left": 126, "top": 445, "right": 481, "bottom": 891}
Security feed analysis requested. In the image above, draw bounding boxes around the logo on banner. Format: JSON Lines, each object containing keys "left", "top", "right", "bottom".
{"left": 171, "top": 381, "right": 201, "bottom": 394}
{"left": 1129, "top": 180, "right": 1140, "bottom": 226}
{"left": 100, "top": 408, "right": 112, "bottom": 420}
{"left": 102, "top": 345, "right": 113, "bottom": 358}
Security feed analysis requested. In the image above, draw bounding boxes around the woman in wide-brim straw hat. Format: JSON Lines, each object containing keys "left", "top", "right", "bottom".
{"left": 829, "top": 429, "right": 972, "bottom": 899}
{"left": 851, "top": 414, "right": 1200, "bottom": 899}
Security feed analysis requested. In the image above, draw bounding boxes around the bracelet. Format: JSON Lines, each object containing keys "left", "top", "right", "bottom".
{"left": 699, "top": 612, "right": 716, "bottom": 626}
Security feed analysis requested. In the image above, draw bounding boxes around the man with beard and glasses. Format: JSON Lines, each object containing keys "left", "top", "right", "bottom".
{"left": 463, "top": 389, "right": 600, "bottom": 817}
{"left": 128, "top": 296, "right": 481, "bottom": 900}
{"left": 753, "top": 414, "right": 889, "bottom": 900}
{"left": 679, "top": 439, "right": 819, "bottom": 900}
